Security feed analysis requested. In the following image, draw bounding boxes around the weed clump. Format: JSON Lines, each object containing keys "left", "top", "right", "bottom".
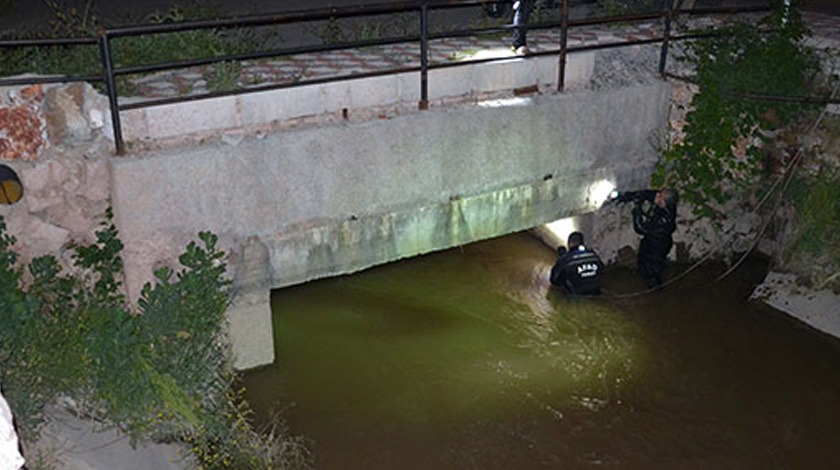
{"left": 0, "top": 210, "right": 310, "bottom": 469}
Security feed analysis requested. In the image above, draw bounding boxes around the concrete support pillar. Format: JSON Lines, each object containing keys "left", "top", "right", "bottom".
{"left": 228, "top": 236, "right": 275, "bottom": 370}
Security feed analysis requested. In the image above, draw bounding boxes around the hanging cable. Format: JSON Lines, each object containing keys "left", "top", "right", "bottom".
{"left": 601, "top": 81, "right": 839, "bottom": 299}
{"left": 714, "top": 81, "right": 839, "bottom": 282}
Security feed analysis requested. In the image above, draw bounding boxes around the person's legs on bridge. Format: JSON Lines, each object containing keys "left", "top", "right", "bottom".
{"left": 512, "top": 0, "right": 535, "bottom": 55}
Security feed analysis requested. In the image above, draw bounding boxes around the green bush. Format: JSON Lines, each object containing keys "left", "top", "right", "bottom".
{"left": 0, "top": 42, "right": 100, "bottom": 77}
{"left": 0, "top": 211, "right": 309, "bottom": 469}
{"left": 653, "top": 0, "right": 823, "bottom": 218}
{"left": 0, "top": 2, "right": 278, "bottom": 85}
{"left": 204, "top": 61, "right": 242, "bottom": 93}
{"left": 305, "top": 12, "right": 418, "bottom": 46}
{"left": 595, "top": 0, "right": 659, "bottom": 17}
{"left": 0, "top": 218, "right": 92, "bottom": 437}
{"left": 651, "top": 0, "right": 840, "bottom": 289}
{"left": 786, "top": 170, "right": 840, "bottom": 265}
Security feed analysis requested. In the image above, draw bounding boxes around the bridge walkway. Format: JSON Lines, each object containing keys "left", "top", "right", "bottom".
{"left": 124, "top": 10, "right": 840, "bottom": 102}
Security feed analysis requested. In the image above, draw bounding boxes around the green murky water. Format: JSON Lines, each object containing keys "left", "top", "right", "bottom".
{"left": 243, "top": 233, "right": 840, "bottom": 469}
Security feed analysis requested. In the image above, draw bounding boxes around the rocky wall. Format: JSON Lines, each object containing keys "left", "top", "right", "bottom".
{"left": 0, "top": 82, "right": 113, "bottom": 273}
{"left": 648, "top": 58, "right": 840, "bottom": 340}
{"left": 0, "top": 82, "right": 270, "bottom": 368}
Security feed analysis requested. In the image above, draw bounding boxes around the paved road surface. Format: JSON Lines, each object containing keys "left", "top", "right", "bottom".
{"left": 5, "top": 0, "right": 467, "bottom": 33}
{"left": 2, "top": 0, "right": 837, "bottom": 35}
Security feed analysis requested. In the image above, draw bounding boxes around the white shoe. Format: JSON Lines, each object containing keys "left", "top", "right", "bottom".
{"left": 513, "top": 45, "right": 530, "bottom": 56}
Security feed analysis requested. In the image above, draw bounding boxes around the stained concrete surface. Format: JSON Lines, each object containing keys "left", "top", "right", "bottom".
{"left": 28, "top": 406, "right": 186, "bottom": 470}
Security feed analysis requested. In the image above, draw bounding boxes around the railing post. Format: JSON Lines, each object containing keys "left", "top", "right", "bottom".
{"left": 659, "top": 0, "right": 675, "bottom": 78}
{"left": 558, "top": 0, "right": 569, "bottom": 92}
{"left": 419, "top": 3, "right": 429, "bottom": 110}
{"left": 98, "top": 29, "right": 125, "bottom": 155}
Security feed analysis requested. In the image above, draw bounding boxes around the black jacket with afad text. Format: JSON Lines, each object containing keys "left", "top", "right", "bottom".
{"left": 550, "top": 245, "right": 604, "bottom": 295}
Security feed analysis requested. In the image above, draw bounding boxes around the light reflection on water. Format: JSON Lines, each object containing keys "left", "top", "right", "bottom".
{"left": 243, "top": 233, "right": 840, "bottom": 470}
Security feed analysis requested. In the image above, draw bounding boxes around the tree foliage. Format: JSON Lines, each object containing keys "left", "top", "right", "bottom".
{"left": 653, "top": 0, "right": 823, "bottom": 217}
{"left": 0, "top": 212, "right": 309, "bottom": 469}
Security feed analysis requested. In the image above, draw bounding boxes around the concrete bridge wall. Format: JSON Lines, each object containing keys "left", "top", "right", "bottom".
{"left": 110, "top": 82, "right": 671, "bottom": 369}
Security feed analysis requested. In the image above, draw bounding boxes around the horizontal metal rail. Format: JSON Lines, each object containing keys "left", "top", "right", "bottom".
{"left": 0, "top": 0, "right": 773, "bottom": 154}
{"left": 0, "top": 37, "right": 98, "bottom": 47}
{"left": 121, "top": 64, "right": 424, "bottom": 111}
{"left": 0, "top": 74, "right": 103, "bottom": 86}
{"left": 113, "top": 34, "right": 423, "bottom": 77}
{"left": 675, "top": 5, "right": 772, "bottom": 16}
{"left": 0, "top": 36, "right": 102, "bottom": 85}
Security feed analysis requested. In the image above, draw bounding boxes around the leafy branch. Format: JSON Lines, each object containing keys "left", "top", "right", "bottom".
{"left": 0, "top": 212, "right": 309, "bottom": 468}
{"left": 653, "top": 0, "right": 823, "bottom": 218}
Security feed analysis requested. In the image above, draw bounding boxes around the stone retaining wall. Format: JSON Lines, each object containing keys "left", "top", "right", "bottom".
{"left": 0, "top": 83, "right": 113, "bottom": 270}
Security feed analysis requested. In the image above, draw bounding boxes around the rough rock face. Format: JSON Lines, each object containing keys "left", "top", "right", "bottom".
{"left": 752, "top": 272, "right": 840, "bottom": 338}
{"left": 0, "top": 82, "right": 113, "bottom": 269}
{"left": 546, "top": 196, "right": 766, "bottom": 269}
{"left": 45, "top": 83, "right": 94, "bottom": 143}
{"left": 0, "top": 84, "right": 47, "bottom": 161}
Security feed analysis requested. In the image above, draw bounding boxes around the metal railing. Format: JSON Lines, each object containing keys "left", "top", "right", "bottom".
{"left": 0, "top": 0, "right": 770, "bottom": 155}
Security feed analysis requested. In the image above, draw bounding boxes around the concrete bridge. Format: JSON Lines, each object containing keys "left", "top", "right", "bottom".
{"left": 1, "top": 31, "right": 680, "bottom": 370}
{"left": 7, "top": 7, "right": 838, "bottom": 370}
{"left": 109, "top": 54, "right": 671, "bottom": 369}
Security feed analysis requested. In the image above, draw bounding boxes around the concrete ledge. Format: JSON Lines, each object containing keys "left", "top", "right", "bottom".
{"left": 563, "top": 52, "right": 595, "bottom": 88}
{"left": 347, "top": 74, "right": 402, "bottom": 108}
{"left": 239, "top": 83, "right": 322, "bottom": 127}
{"left": 143, "top": 94, "right": 241, "bottom": 140}
{"left": 473, "top": 58, "right": 534, "bottom": 93}
{"left": 121, "top": 51, "right": 597, "bottom": 143}
{"left": 427, "top": 65, "right": 473, "bottom": 101}
{"left": 752, "top": 271, "right": 840, "bottom": 338}
{"left": 31, "top": 405, "right": 185, "bottom": 470}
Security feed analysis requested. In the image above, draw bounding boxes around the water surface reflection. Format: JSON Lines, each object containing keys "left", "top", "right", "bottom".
{"left": 244, "top": 233, "right": 840, "bottom": 469}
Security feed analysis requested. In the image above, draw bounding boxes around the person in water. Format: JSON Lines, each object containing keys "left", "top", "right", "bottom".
{"left": 615, "top": 188, "right": 679, "bottom": 288}
{"left": 550, "top": 231, "right": 604, "bottom": 295}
